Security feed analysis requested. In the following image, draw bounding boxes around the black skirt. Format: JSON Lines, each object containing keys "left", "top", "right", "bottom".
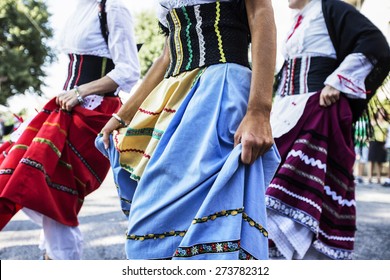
{"left": 368, "top": 141, "right": 386, "bottom": 163}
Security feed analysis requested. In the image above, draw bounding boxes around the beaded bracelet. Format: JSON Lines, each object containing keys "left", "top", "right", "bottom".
{"left": 112, "top": 113, "right": 128, "bottom": 127}
{"left": 73, "top": 86, "right": 84, "bottom": 104}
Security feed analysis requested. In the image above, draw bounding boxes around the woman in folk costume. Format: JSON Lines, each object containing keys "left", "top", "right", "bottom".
{"left": 96, "top": 0, "right": 280, "bottom": 259}
{"left": 266, "top": 0, "right": 390, "bottom": 259}
{"left": 0, "top": 0, "right": 140, "bottom": 259}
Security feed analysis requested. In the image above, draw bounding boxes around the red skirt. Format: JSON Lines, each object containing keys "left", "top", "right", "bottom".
{"left": 0, "top": 97, "right": 121, "bottom": 229}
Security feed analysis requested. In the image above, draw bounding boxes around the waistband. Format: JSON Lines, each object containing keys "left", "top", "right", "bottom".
{"left": 63, "top": 54, "right": 116, "bottom": 96}
{"left": 276, "top": 56, "right": 338, "bottom": 96}
{"left": 165, "top": 1, "right": 250, "bottom": 77}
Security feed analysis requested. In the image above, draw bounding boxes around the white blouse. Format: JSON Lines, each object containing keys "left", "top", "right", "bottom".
{"left": 59, "top": 0, "right": 140, "bottom": 94}
{"left": 283, "top": 0, "right": 373, "bottom": 99}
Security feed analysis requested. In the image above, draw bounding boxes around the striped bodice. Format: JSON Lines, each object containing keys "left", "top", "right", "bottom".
{"left": 164, "top": 1, "right": 250, "bottom": 77}
{"left": 63, "top": 54, "right": 115, "bottom": 92}
{"left": 276, "top": 56, "right": 338, "bottom": 96}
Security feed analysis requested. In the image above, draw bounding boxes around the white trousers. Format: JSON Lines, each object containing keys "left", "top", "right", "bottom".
{"left": 23, "top": 208, "right": 83, "bottom": 260}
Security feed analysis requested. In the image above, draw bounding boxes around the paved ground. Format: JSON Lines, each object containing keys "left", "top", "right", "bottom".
{"left": 1, "top": 172, "right": 390, "bottom": 260}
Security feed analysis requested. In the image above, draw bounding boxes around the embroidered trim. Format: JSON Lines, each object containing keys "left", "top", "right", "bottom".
{"left": 337, "top": 74, "right": 367, "bottom": 94}
{"left": 120, "top": 196, "right": 132, "bottom": 216}
{"left": 43, "top": 121, "right": 67, "bottom": 136}
{"left": 21, "top": 157, "right": 45, "bottom": 173}
{"left": 171, "top": 9, "right": 183, "bottom": 76}
{"left": 127, "top": 230, "right": 187, "bottom": 241}
{"left": 138, "top": 108, "right": 176, "bottom": 116}
{"left": 182, "top": 6, "right": 193, "bottom": 70}
{"left": 194, "top": 5, "right": 205, "bottom": 67}
{"left": 302, "top": 56, "right": 310, "bottom": 94}
{"left": 324, "top": 185, "right": 356, "bottom": 207}
{"left": 294, "top": 139, "right": 327, "bottom": 155}
{"left": 214, "top": 1, "right": 226, "bottom": 63}
{"left": 120, "top": 163, "right": 141, "bottom": 181}
{"left": 118, "top": 148, "right": 151, "bottom": 159}
{"left": 0, "top": 168, "right": 14, "bottom": 175}
{"left": 239, "top": 249, "right": 257, "bottom": 260}
{"left": 192, "top": 208, "right": 268, "bottom": 237}
{"left": 322, "top": 203, "right": 355, "bottom": 220}
{"left": 67, "top": 141, "right": 103, "bottom": 184}
{"left": 289, "top": 58, "right": 297, "bottom": 95}
{"left": 50, "top": 182, "right": 79, "bottom": 196}
{"left": 174, "top": 240, "right": 241, "bottom": 258}
{"left": 282, "top": 163, "right": 325, "bottom": 186}
{"left": 266, "top": 196, "right": 319, "bottom": 232}
{"left": 20, "top": 158, "right": 79, "bottom": 196}
{"left": 242, "top": 213, "right": 268, "bottom": 238}
{"left": 318, "top": 228, "right": 355, "bottom": 242}
{"left": 287, "top": 149, "right": 327, "bottom": 171}
{"left": 173, "top": 241, "right": 256, "bottom": 259}
{"left": 26, "top": 126, "right": 39, "bottom": 133}
{"left": 33, "top": 137, "right": 61, "bottom": 157}
{"left": 268, "top": 183, "right": 322, "bottom": 212}
{"left": 58, "top": 160, "right": 73, "bottom": 170}
{"left": 326, "top": 171, "right": 352, "bottom": 192}
{"left": 120, "top": 197, "right": 132, "bottom": 205}
{"left": 191, "top": 67, "right": 206, "bottom": 87}
{"left": 313, "top": 239, "right": 353, "bottom": 260}
{"left": 138, "top": 108, "right": 160, "bottom": 116}
{"left": 192, "top": 208, "right": 244, "bottom": 224}
{"left": 74, "top": 176, "right": 86, "bottom": 189}
{"left": 9, "top": 144, "right": 28, "bottom": 153}
{"left": 125, "top": 127, "right": 164, "bottom": 140}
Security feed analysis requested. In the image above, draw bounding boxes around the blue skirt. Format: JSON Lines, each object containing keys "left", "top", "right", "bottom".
{"left": 96, "top": 64, "right": 280, "bottom": 259}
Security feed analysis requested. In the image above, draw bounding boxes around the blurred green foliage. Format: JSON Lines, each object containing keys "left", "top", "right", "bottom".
{"left": 134, "top": 10, "right": 165, "bottom": 77}
{"left": 0, "top": 0, "right": 54, "bottom": 105}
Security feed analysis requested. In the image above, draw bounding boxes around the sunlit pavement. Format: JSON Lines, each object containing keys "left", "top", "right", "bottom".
{"left": 1, "top": 173, "right": 390, "bottom": 260}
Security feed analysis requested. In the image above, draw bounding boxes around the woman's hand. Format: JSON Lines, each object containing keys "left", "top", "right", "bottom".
{"left": 56, "top": 89, "right": 81, "bottom": 111}
{"left": 100, "top": 117, "right": 123, "bottom": 149}
{"left": 319, "top": 85, "right": 340, "bottom": 107}
{"left": 234, "top": 112, "right": 274, "bottom": 165}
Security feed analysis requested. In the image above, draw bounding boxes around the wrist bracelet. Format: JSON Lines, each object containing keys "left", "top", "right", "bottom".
{"left": 74, "top": 86, "right": 84, "bottom": 104}
{"left": 112, "top": 113, "right": 128, "bottom": 127}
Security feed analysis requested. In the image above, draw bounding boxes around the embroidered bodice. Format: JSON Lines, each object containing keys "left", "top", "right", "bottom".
{"left": 157, "top": 0, "right": 233, "bottom": 26}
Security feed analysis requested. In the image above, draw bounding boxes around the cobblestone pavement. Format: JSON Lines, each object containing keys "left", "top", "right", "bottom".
{"left": 1, "top": 173, "right": 389, "bottom": 260}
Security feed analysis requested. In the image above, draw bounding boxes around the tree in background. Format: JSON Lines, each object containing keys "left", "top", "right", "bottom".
{"left": 0, "top": 0, "right": 55, "bottom": 105}
{"left": 134, "top": 10, "right": 165, "bottom": 77}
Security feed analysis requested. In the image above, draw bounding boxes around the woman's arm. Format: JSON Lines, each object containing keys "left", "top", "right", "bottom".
{"left": 320, "top": 53, "right": 375, "bottom": 107}
{"left": 56, "top": 74, "right": 120, "bottom": 112}
{"left": 101, "top": 39, "right": 170, "bottom": 149}
{"left": 56, "top": 3, "right": 140, "bottom": 111}
{"left": 234, "top": 0, "right": 276, "bottom": 164}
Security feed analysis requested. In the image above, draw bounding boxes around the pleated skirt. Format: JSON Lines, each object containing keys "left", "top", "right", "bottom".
{"left": 266, "top": 93, "right": 356, "bottom": 260}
